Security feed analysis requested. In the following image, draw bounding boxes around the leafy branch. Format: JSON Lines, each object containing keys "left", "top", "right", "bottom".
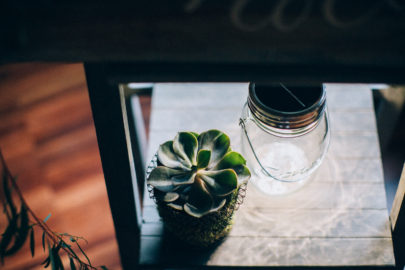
{"left": 0, "top": 150, "right": 109, "bottom": 270}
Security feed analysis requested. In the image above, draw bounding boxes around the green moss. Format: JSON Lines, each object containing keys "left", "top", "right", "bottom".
{"left": 156, "top": 189, "right": 239, "bottom": 248}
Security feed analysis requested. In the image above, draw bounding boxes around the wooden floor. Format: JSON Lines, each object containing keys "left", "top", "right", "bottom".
{"left": 0, "top": 63, "right": 146, "bottom": 270}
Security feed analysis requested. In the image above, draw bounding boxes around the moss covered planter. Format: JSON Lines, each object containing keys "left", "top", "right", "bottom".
{"left": 156, "top": 189, "right": 239, "bottom": 248}
{"left": 147, "top": 129, "right": 250, "bottom": 247}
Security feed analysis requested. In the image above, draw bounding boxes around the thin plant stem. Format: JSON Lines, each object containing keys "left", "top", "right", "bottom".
{"left": 0, "top": 151, "right": 98, "bottom": 270}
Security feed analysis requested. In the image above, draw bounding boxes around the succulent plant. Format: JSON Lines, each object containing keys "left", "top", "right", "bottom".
{"left": 147, "top": 129, "right": 251, "bottom": 218}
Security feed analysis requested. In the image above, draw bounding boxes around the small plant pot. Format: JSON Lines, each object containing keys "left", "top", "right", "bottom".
{"left": 146, "top": 130, "right": 250, "bottom": 248}
{"left": 154, "top": 188, "right": 241, "bottom": 248}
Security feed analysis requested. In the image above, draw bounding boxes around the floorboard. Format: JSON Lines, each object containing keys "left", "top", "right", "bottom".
{"left": 0, "top": 63, "right": 135, "bottom": 270}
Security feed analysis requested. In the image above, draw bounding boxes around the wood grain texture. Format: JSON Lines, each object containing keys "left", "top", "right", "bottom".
{"left": 0, "top": 63, "right": 122, "bottom": 270}
{"left": 141, "top": 83, "right": 395, "bottom": 267}
{"left": 140, "top": 236, "right": 394, "bottom": 267}
{"left": 142, "top": 206, "right": 391, "bottom": 238}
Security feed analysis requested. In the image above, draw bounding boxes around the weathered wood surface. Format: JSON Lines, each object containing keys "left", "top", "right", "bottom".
{"left": 143, "top": 206, "right": 391, "bottom": 238}
{"left": 140, "top": 236, "right": 394, "bottom": 267}
{"left": 141, "top": 83, "right": 395, "bottom": 267}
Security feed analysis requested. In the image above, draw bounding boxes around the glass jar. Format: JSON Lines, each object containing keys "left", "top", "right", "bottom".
{"left": 240, "top": 83, "right": 330, "bottom": 196}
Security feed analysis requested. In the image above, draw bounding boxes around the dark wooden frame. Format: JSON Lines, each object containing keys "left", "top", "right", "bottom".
{"left": 85, "top": 64, "right": 143, "bottom": 270}
{"left": 1, "top": 0, "right": 404, "bottom": 268}
{"left": 84, "top": 63, "right": 405, "bottom": 270}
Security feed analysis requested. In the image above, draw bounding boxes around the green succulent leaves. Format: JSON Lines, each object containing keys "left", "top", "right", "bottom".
{"left": 148, "top": 129, "right": 251, "bottom": 218}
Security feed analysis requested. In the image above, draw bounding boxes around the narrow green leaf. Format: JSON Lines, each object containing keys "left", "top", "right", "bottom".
{"left": 30, "top": 227, "right": 35, "bottom": 257}
{"left": 69, "top": 258, "right": 76, "bottom": 270}
{"left": 0, "top": 172, "right": 11, "bottom": 221}
{"left": 2, "top": 172, "right": 17, "bottom": 217}
{"left": 41, "top": 256, "right": 49, "bottom": 264}
{"left": 41, "top": 256, "right": 51, "bottom": 268}
{"left": 5, "top": 205, "right": 30, "bottom": 255}
{"left": 48, "top": 244, "right": 57, "bottom": 270}
{"left": 2, "top": 203, "right": 11, "bottom": 222}
{"left": 62, "top": 241, "right": 79, "bottom": 260}
{"left": 53, "top": 246, "right": 64, "bottom": 270}
{"left": 54, "top": 241, "right": 62, "bottom": 253}
{"left": 42, "top": 231, "right": 46, "bottom": 251}
{"left": 196, "top": 149, "right": 211, "bottom": 169}
{"left": 76, "top": 242, "right": 91, "bottom": 266}
{"left": 100, "top": 266, "right": 109, "bottom": 270}
{"left": 0, "top": 215, "right": 17, "bottom": 248}
{"left": 44, "top": 213, "right": 52, "bottom": 223}
{"left": 0, "top": 214, "right": 18, "bottom": 263}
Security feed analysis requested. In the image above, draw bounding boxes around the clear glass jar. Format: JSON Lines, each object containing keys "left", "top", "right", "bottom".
{"left": 240, "top": 83, "right": 330, "bottom": 195}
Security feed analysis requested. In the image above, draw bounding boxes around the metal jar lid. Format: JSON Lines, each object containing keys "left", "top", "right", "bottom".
{"left": 248, "top": 83, "right": 326, "bottom": 130}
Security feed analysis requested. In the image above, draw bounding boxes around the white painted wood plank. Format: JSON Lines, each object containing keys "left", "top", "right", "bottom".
{"left": 329, "top": 133, "right": 380, "bottom": 158}
{"left": 148, "top": 84, "right": 381, "bottom": 161}
{"left": 324, "top": 84, "right": 374, "bottom": 110}
{"left": 152, "top": 83, "right": 375, "bottom": 111}
{"left": 142, "top": 206, "right": 391, "bottom": 238}
{"left": 151, "top": 84, "right": 377, "bottom": 133}
{"left": 231, "top": 208, "right": 391, "bottom": 238}
{"left": 150, "top": 108, "right": 377, "bottom": 133}
{"left": 152, "top": 83, "right": 248, "bottom": 109}
{"left": 314, "top": 158, "right": 384, "bottom": 183}
{"left": 150, "top": 108, "right": 240, "bottom": 132}
{"left": 207, "top": 237, "right": 395, "bottom": 266}
{"left": 244, "top": 182, "right": 388, "bottom": 209}
{"left": 329, "top": 110, "right": 377, "bottom": 132}
{"left": 140, "top": 236, "right": 395, "bottom": 266}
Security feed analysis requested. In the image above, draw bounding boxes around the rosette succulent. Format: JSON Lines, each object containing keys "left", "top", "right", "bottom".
{"left": 147, "top": 129, "right": 251, "bottom": 218}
